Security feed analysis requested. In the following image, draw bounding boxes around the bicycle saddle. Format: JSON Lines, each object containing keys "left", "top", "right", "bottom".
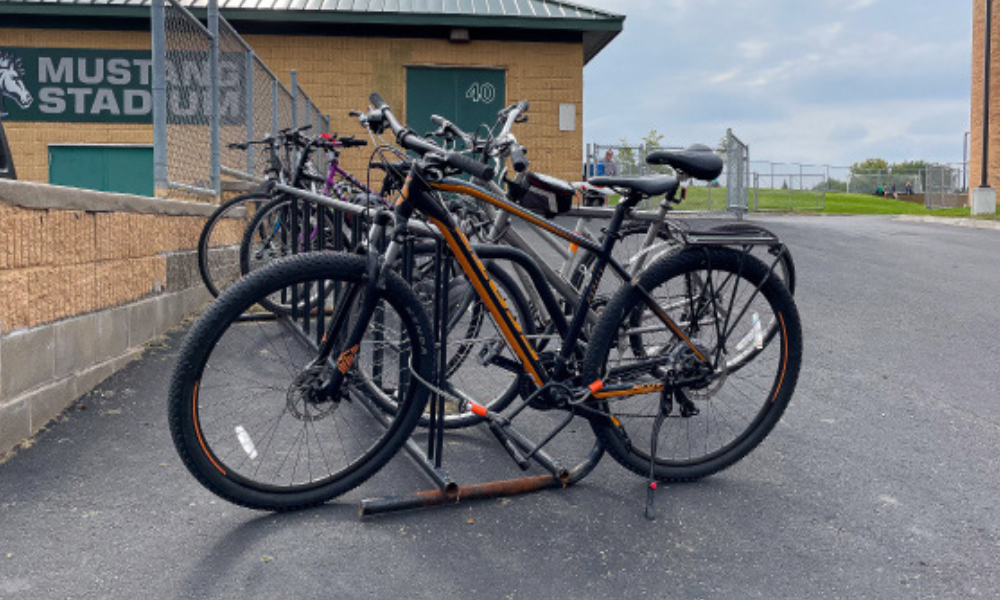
{"left": 645, "top": 144, "right": 723, "bottom": 181}
{"left": 587, "top": 174, "right": 679, "bottom": 198}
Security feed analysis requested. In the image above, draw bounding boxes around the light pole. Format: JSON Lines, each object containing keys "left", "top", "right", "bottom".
{"left": 973, "top": 0, "right": 997, "bottom": 213}
{"left": 964, "top": 131, "right": 970, "bottom": 191}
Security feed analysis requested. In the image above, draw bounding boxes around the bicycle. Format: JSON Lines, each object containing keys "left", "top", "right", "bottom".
{"left": 198, "top": 126, "right": 377, "bottom": 300}
{"left": 168, "top": 93, "right": 803, "bottom": 516}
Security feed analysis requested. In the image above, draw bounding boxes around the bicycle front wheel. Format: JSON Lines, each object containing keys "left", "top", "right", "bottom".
{"left": 582, "top": 246, "right": 803, "bottom": 482}
{"left": 169, "top": 252, "right": 434, "bottom": 511}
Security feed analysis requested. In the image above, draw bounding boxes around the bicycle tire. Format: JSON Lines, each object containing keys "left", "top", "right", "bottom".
{"left": 197, "top": 191, "right": 270, "bottom": 298}
{"left": 168, "top": 252, "right": 434, "bottom": 511}
{"left": 573, "top": 222, "right": 795, "bottom": 367}
{"left": 416, "top": 262, "right": 535, "bottom": 429}
{"left": 582, "top": 246, "right": 802, "bottom": 482}
{"left": 239, "top": 196, "right": 362, "bottom": 314}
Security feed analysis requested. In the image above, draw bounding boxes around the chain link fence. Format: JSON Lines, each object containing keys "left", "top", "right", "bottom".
{"left": 925, "top": 164, "right": 966, "bottom": 209}
{"left": 152, "top": 0, "right": 330, "bottom": 199}
{"left": 584, "top": 129, "right": 747, "bottom": 213}
{"left": 747, "top": 161, "right": 968, "bottom": 211}
{"left": 160, "top": 0, "right": 214, "bottom": 198}
{"left": 749, "top": 162, "right": 827, "bottom": 211}
{"left": 725, "top": 129, "right": 749, "bottom": 213}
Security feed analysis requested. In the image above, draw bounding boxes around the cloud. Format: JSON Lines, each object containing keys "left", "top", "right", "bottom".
{"left": 846, "top": 0, "right": 878, "bottom": 10}
{"left": 738, "top": 40, "right": 769, "bottom": 61}
{"left": 583, "top": 0, "right": 971, "bottom": 165}
{"left": 710, "top": 70, "right": 739, "bottom": 84}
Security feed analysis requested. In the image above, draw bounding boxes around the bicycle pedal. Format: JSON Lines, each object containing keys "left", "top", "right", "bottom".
{"left": 487, "top": 420, "right": 531, "bottom": 471}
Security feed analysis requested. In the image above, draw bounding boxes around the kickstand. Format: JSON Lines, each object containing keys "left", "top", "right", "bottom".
{"left": 645, "top": 372, "right": 675, "bottom": 520}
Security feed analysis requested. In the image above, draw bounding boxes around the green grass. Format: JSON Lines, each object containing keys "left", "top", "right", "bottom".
{"left": 606, "top": 188, "right": 1000, "bottom": 218}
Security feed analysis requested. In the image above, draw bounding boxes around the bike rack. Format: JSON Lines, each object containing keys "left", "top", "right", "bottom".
{"left": 266, "top": 183, "right": 605, "bottom": 518}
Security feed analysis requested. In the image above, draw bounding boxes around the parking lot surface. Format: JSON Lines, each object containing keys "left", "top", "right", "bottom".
{"left": 1, "top": 214, "right": 998, "bottom": 600}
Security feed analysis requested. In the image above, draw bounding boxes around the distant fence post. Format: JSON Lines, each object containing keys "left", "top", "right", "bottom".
{"left": 290, "top": 70, "right": 298, "bottom": 128}
{"left": 152, "top": 0, "right": 167, "bottom": 197}
{"left": 245, "top": 51, "right": 255, "bottom": 175}
{"left": 208, "top": 0, "right": 220, "bottom": 196}
{"left": 271, "top": 80, "right": 279, "bottom": 137}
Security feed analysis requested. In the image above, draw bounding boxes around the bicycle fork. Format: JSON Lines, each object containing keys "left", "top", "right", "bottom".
{"left": 315, "top": 215, "right": 396, "bottom": 400}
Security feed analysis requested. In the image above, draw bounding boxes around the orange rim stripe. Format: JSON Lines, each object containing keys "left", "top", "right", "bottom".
{"left": 772, "top": 313, "right": 788, "bottom": 403}
{"left": 192, "top": 380, "right": 227, "bottom": 476}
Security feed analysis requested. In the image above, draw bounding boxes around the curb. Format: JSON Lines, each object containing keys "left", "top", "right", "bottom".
{"left": 894, "top": 215, "right": 1000, "bottom": 231}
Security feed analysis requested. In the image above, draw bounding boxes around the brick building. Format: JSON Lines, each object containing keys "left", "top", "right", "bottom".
{"left": 0, "top": 0, "right": 623, "bottom": 190}
{"left": 972, "top": 0, "right": 1000, "bottom": 203}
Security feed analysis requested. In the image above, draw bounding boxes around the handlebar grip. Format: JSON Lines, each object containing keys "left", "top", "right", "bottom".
{"left": 510, "top": 143, "right": 528, "bottom": 173}
{"left": 447, "top": 152, "right": 495, "bottom": 181}
{"left": 369, "top": 92, "right": 388, "bottom": 110}
{"left": 516, "top": 100, "right": 530, "bottom": 113}
{"left": 430, "top": 114, "right": 447, "bottom": 127}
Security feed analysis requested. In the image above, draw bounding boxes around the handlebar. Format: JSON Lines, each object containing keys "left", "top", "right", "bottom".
{"left": 367, "top": 93, "right": 495, "bottom": 181}
{"left": 228, "top": 124, "right": 316, "bottom": 151}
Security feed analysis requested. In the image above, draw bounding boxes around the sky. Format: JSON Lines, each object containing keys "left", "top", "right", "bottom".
{"left": 580, "top": 0, "right": 973, "bottom": 168}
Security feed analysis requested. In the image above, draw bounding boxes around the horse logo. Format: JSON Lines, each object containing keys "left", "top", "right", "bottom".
{"left": 0, "top": 51, "right": 33, "bottom": 118}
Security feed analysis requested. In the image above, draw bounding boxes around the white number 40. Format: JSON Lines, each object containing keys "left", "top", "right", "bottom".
{"left": 465, "top": 82, "right": 496, "bottom": 104}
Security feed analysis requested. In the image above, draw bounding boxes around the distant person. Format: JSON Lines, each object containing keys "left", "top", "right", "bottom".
{"left": 600, "top": 150, "right": 619, "bottom": 177}
{"left": 891, "top": 183, "right": 898, "bottom": 200}
{"left": 906, "top": 181, "right": 913, "bottom": 195}
{"left": 876, "top": 184, "right": 883, "bottom": 196}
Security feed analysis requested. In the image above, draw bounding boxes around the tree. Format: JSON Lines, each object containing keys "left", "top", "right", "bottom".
{"left": 642, "top": 129, "right": 673, "bottom": 175}
{"left": 891, "top": 160, "right": 928, "bottom": 190}
{"left": 615, "top": 137, "right": 638, "bottom": 175}
{"left": 816, "top": 178, "right": 847, "bottom": 193}
{"left": 850, "top": 157, "right": 889, "bottom": 174}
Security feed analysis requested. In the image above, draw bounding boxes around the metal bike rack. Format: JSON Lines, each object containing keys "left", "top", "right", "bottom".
{"left": 263, "top": 183, "right": 606, "bottom": 517}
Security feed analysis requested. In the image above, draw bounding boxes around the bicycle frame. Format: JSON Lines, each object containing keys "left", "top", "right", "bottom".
{"left": 473, "top": 180, "right": 679, "bottom": 328}
{"left": 396, "top": 171, "right": 709, "bottom": 403}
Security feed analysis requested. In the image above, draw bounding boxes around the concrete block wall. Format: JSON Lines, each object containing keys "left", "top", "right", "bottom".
{"left": 0, "top": 179, "right": 228, "bottom": 458}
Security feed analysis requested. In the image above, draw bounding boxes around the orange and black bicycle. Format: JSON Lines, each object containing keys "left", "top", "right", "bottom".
{"left": 167, "top": 93, "right": 803, "bottom": 517}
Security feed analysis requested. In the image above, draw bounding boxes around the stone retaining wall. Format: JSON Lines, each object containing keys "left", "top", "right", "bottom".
{"left": 0, "top": 180, "right": 237, "bottom": 457}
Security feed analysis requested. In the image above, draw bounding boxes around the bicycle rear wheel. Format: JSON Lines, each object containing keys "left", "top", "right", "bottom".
{"left": 239, "top": 196, "right": 365, "bottom": 314}
{"left": 583, "top": 246, "right": 802, "bottom": 482}
{"left": 409, "top": 261, "right": 535, "bottom": 429}
{"left": 169, "top": 252, "right": 434, "bottom": 511}
{"left": 198, "top": 191, "right": 270, "bottom": 298}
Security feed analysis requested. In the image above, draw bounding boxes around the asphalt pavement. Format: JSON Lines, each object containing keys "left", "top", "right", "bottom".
{"left": 1, "top": 214, "right": 998, "bottom": 600}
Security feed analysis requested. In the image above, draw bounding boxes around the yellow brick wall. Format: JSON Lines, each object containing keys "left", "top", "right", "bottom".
{"left": 0, "top": 202, "right": 213, "bottom": 333}
{"left": 0, "top": 28, "right": 154, "bottom": 185}
{"left": 970, "top": 0, "right": 1000, "bottom": 200}
{"left": 248, "top": 35, "right": 584, "bottom": 182}
{"left": 1, "top": 27, "right": 584, "bottom": 185}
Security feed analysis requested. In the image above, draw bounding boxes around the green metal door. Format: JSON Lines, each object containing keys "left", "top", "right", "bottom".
{"left": 406, "top": 67, "right": 506, "bottom": 139}
{"left": 49, "top": 145, "right": 153, "bottom": 196}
